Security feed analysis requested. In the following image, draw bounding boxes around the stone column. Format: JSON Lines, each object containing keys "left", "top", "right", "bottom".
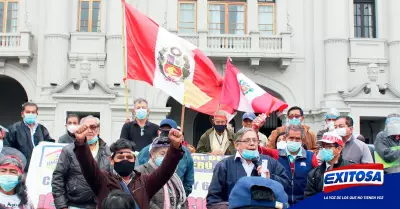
{"left": 275, "top": 0, "right": 288, "bottom": 34}
{"left": 106, "top": 0, "right": 123, "bottom": 86}
{"left": 323, "top": 0, "right": 349, "bottom": 107}
{"left": 197, "top": 0, "right": 208, "bottom": 50}
{"left": 388, "top": 0, "right": 400, "bottom": 92}
{"left": 167, "top": 0, "right": 178, "bottom": 32}
{"left": 304, "top": 0, "right": 315, "bottom": 109}
{"left": 44, "top": 0, "right": 70, "bottom": 86}
{"left": 246, "top": 0, "right": 258, "bottom": 33}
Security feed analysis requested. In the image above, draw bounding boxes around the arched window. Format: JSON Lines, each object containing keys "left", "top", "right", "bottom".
{"left": 0, "top": 0, "right": 18, "bottom": 33}
{"left": 78, "top": 0, "right": 101, "bottom": 32}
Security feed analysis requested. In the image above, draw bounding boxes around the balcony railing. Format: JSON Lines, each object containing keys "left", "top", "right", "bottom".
{"left": 179, "top": 32, "right": 291, "bottom": 57}
{"left": 0, "top": 31, "right": 33, "bottom": 65}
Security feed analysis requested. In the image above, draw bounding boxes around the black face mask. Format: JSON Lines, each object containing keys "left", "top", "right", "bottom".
{"left": 114, "top": 160, "right": 135, "bottom": 177}
{"left": 214, "top": 125, "right": 227, "bottom": 133}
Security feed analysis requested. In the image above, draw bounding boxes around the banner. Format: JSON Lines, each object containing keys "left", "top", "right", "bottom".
{"left": 26, "top": 143, "right": 227, "bottom": 209}
{"left": 26, "top": 142, "right": 67, "bottom": 209}
{"left": 187, "top": 154, "right": 228, "bottom": 209}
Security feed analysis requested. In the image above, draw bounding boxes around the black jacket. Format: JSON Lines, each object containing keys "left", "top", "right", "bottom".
{"left": 120, "top": 120, "right": 159, "bottom": 150}
{"left": 52, "top": 138, "right": 111, "bottom": 209}
{"left": 4, "top": 121, "right": 54, "bottom": 171}
{"left": 58, "top": 133, "right": 75, "bottom": 143}
{"left": 304, "top": 156, "right": 353, "bottom": 197}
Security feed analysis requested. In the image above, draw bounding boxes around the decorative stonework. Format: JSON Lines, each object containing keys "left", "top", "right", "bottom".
{"left": 367, "top": 63, "right": 379, "bottom": 82}
{"left": 348, "top": 58, "right": 387, "bottom": 72}
{"left": 287, "top": 12, "right": 295, "bottom": 37}
{"left": 79, "top": 58, "right": 91, "bottom": 79}
{"left": 388, "top": 41, "right": 400, "bottom": 46}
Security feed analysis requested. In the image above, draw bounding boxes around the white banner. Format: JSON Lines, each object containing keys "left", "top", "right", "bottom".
{"left": 26, "top": 143, "right": 226, "bottom": 209}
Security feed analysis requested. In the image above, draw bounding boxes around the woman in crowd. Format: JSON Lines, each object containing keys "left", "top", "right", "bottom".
{"left": 0, "top": 155, "right": 33, "bottom": 209}
{"left": 136, "top": 136, "right": 188, "bottom": 209}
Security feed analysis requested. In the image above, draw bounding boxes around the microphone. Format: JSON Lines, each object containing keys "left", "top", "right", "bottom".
{"left": 251, "top": 158, "right": 261, "bottom": 176}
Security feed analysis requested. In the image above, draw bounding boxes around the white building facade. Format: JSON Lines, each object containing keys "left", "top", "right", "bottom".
{"left": 0, "top": 0, "right": 399, "bottom": 145}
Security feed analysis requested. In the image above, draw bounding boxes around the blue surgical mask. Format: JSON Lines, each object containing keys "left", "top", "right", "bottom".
{"left": 88, "top": 135, "right": 99, "bottom": 145}
{"left": 155, "top": 156, "right": 164, "bottom": 166}
{"left": 241, "top": 149, "right": 259, "bottom": 160}
{"left": 0, "top": 175, "right": 19, "bottom": 192}
{"left": 320, "top": 148, "right": 335, "bottom": 162}
{"left": 24, "top": 114, "right": 37, "bottom": 125}
{"left": 289, "top": 118, "right": 301, "bottom": 125}
{"left": 135, "top": 109, "right": 148, "bottom": 120}
{"left": 287, "top": 141, "right": 302, "bottom": 153}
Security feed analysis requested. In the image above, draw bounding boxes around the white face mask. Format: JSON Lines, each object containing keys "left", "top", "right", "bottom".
{"left": 0, "top": 140, "right": 3, "bottom": 153}
{"left": 277, "top": 141, "right": 287, "bottom": 150}
{"left": 67, "top": 125, "right": 78, "bottom": 134}
{"left": 327, "top": 121, "right": 335, "bottom": 131}
{"left": 335, "top": 128, "right": 347, "bottom": 137}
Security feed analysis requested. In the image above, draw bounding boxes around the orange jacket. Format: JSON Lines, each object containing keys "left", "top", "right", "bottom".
{"left": 267, "top": 125, "right": 318, "bottom": 152}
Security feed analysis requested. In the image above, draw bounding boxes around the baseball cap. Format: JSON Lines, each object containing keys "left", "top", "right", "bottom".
{"left": 242, "top": 112, "right": 256, "bottom": 121}
{"left": 229, "top": 177, "right": 289, "bottom": 209}
{"left": 319, "top": 132, "right": 343, "bottom": 147}
{"left": 325, "top": 108, "right": 339, "bottom": 119}
{"left": 159, "top": 119, "right": 178, "bottom": 129}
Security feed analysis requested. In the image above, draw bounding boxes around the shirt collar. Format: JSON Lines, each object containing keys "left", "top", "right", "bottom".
{"left": 133, "top": 119, "right": 150, "bottom": 126}
{"left": 286, "top": 148, "right": 302, "bottom": 162}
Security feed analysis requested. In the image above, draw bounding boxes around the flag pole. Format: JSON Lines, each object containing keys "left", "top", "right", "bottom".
{"left": 121, "top": 0, "right": 130, "bottom": 119}
{"left": 180, "top": 105, "right": 185, "bottom": 131}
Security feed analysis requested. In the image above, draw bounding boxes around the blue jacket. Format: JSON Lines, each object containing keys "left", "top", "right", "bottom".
{"left": 206, "top": 153, "right": 291, "bottom": 207}
{"left": 137, "top": 144, "right": 194, "bottom": 196}
{"left": 278, "top": 148, "right": 313, "bottom": 205}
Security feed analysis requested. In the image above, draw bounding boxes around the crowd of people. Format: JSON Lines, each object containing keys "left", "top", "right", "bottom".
{"left": 0, "top": 99, "right": 398, "bottom": 209}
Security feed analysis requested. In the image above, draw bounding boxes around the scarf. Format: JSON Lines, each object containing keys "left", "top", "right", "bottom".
{"left": 90, "top": 141, "right": 100, "bottom": 158}
{"left": 210, "top": 129, "right": 230, "bottom": 153}
{"left": 148, "top": 159, "right": 186, "bottom": 209}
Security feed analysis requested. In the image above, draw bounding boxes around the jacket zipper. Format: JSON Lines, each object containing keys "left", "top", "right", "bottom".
{"left": 287, "top": 157, "right": 295, "bottom": 205}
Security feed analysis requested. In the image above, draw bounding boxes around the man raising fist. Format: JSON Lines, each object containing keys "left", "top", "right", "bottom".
{"left": 73, "top": 124, "right": 184, "bottom": 209}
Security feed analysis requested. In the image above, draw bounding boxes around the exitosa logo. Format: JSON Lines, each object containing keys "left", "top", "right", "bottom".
{"left": 323, "top": 164, "right": 384, "bottom": 193}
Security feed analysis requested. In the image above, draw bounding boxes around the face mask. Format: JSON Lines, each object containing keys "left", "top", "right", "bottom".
{"left": 0, "top": 175, "right": 19, "bottom": 192}
{"left": 289, "top": 118, "right": 301, "bottom": 125}
{"left": 0, "top": 141, "right": 3, "bottom": 153}
{"left": 327, "top": 121, "right": 335, "bottom": 131}
{"left": 88, "top": 135, "right": 99, "bottom": 145}
{"left": 276, "top": 141, "right": 287, "bottom": 150}
{"left": 135, "top": 109, "right": 148, "bottom": 120}
{"left": 114, "top": 160, "right": 135, "bottom": 177}
{"left": 214, "top": 125, "right": 226, "bottom": 133}
{"left": 241, "top": 149, "right": 259, "bottom": 160}
{"left": 67, "top": 125, "right": 78, "bottom": 134}
{"left": 23, "top": 114, "right": 37, "bottom": 125}
{"left": 155, "top": 156, "right": 164, "bottom": 166}
{"left": 286, "top": 141, "right": 302, "bottom": 153}
{"left": 335, "top": 128, "right": 347, "bottom": 137}
{"left": 320, "top": 148, "right": 335, "bottom": 162}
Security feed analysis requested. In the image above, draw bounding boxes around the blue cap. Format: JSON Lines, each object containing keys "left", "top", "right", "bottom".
{"left": 242, "top": 112, "right": 256, "bottom": 121}
{"left": 159, "top": 119, "right": 178, "bottom": 129}
{"left": 229, "top": 177, "right": 289, "bottom": 209}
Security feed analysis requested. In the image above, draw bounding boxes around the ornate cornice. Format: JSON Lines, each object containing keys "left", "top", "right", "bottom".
{"left": 44, "top": 33, "right": 70, "bottom": 39}
{"left": 388, "top": 40, "right": 400, "bottom": 46}
{"left": 51, "top": 78, "right": 80, "bottom": 93}
{"left": 339, "top": 83, "right": 369, "bottom": 98}
{"left": 324, "top": 38, "right": 349, "bottom": 44}
{"left": 106, "top": 35, "right": 122, "bottom": 40}
{"left": 382, "top": 83, "right": 400, "bottom": 98}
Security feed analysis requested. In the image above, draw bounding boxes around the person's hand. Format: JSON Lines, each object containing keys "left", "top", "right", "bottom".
{"left": 257, "top": 165, "right": 270, "bottom": 178}
{"left": 252, "top": 114, "right": 267, "bottom": 132}
{"left": 125, "top": 118, "right": 131, "bottom": 123}
{"left": 74, "top": 124, "right": 90, "bottom": 145}
{"left": 168, "top": 128, "right": 183, "bottom": 149}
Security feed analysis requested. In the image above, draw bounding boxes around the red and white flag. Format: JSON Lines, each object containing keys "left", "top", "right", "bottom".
{"left": 221, "top": 58, "right": 288, "bottom": 114}
{"left": 123, "top": 2, "right": 226, "bottom": 115}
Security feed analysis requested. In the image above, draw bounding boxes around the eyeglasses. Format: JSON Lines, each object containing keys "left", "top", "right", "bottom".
{"left": 286, "top": 137, "right": 302, "bottom": 142}
{"left": 88, "top": 125, "right": 99, "bottom": 130}
{"left": 238, "top": 138, "right": 259, "bottom": 144}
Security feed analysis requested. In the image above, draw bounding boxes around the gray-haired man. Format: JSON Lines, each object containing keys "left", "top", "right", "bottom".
{"left": 52, "top": 115, "right": 111, "bottom": 209}
{"left": 120, "top": 98, "right": 159, "bottom": 150}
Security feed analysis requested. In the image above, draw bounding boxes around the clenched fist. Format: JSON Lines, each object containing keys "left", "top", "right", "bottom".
{"left": 74, "top": 124, "right": 90, "bottom": 144}
{"left": 168, "top": 128, "right": 183, "bottom": 149}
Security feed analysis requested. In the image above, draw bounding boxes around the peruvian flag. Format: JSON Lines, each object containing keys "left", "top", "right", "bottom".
{"left": 123, "top": 2, "right": 227, "bottom": 115}
{"left": 221, "top": 58, "right": 288, "bottom": 113}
